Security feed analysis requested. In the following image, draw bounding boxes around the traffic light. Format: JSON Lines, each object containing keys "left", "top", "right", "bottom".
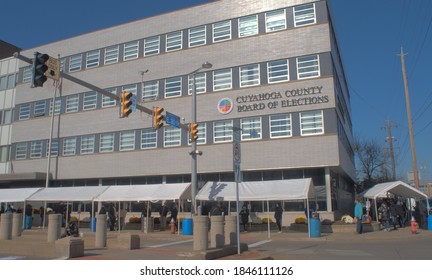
{"left": 153, "top": 107, "right": 164, "bottom": 129}
{"left": 32, "top": 52, "right": 50, "bottom": 88}
{"left": 190, "top": 122, "right": 199, "bottom": 142}
{"left": 120, "top": 91, "right": 133, "bottom": 118}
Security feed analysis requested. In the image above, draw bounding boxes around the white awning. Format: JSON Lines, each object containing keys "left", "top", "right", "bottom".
{"left": 362, "top": 181, "right": 427, "bottom": 200}
{"left": 26, "top": 186, "right": 109, "bottom": 202}
{"left": 93, "top": 183, "right": 191, "bottom": 202}
{"left": 0, "top": 188, "right": 43, "bottom": 203}
{"left": 196, "top": 179, "right": 314, "bottom": 201}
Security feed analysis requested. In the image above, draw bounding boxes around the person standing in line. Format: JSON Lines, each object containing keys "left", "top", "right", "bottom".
{"left": 239, "top": 204, "right": 249, "bottom": 232}
{"left": 274, "top": 203, "right": 283, "bottom": 233}
{"left": 170, "top": 204, "right": 179, "bottom": 231}
{"left": 354, "top": 198, "right": 363, "bottom": 234}
{"left": 389, "top": 199, "right": 398, "bottom": 230}
{"left": 119, "top": 206, "right": 127, "bottom": 230}
{"left": 378, "top": 201, "right": 390, "bottom": 231}
{"left": 160, "top": 201, "right": 169, "bottom": 231}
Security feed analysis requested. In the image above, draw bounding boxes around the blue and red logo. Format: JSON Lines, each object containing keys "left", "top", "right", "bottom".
{"left": 217, "top": 98, "right": 233, "bottom": 114}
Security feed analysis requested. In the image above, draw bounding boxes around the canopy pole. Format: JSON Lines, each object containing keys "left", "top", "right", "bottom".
{"left": 267, "top": 200, "right": 270, "bottom": 240}
{"left": 307, "top": 198, "right": 310, "bottom": 238}
{"left": 118, "top": 201, "right": 120, "bottom": 232}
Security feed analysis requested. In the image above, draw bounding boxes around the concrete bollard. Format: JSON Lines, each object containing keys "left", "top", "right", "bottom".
{"left": 0, "top": 213, "right": 13, "bottom": 240}
{"left": 224, "top": 215, "right": 237, "bottom": 246}
{"left": 210, "top": 216, "right": 225, "bottom": 249}
{"left": 193, "top": 216, "right": 208, "bottom": 251}
{"left": 95, "top": 214, "right": 107, "bottom": 248}
{"left": 12, "top": 213, "right": 23, "bottom": 237}
{"left": 47, "top": 214, "right": 62, "bottom": 242}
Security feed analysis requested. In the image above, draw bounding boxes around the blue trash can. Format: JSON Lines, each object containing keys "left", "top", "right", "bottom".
{"left": 90, "top": 217, "right": 96, "bottom": 232}
{"left": 310, "top": 217, "right": 320, "bottom": 238}
{"left": 428, "top": 215, "right": 432, "bottom": 231}
{"left": 182, "top": 218, "right": 193, "bottom": 235}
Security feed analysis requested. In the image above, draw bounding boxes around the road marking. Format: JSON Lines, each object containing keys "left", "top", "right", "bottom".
{"left": 147, "top": 239, "right": 193, "bottom": 248}
{"left": 248, "top": 239, "right": 272, "bottom": 248}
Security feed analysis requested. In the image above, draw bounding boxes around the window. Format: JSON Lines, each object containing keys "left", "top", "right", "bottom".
{"left": 7, "top": 74, "right": 16, "bottom": 89}
{"left": 239, "top": 15, "right": 258, "bottom": 38}
{"left": 166, "top": 31, "right": 182, "bottom": 52}
{"left": 0, "top": 146, "right": 10, "bottom": 163}
{"left": 23, "top": 67, "right": 32, "bottom": 83}
{"left": 30, "top": 141, "right": 43, "bottom": 158}
{"left": 15, "top": 143, "right": 27, "bottom": 160}
{"left": 105, "top": 45, "right": 119, "bottom": 64}
{"left": 265, "top": 9, "right": 286, "bottom": 32}
{"left": 46, "top": 139, "right": 59, "bottom": 157}
{"left": 19, "top": 104, "right": 31, "bottom": 120}
{"left": 122, "top": 84, "right": 137, "bottom": 96}
{"left": 188, "top": 72, "right": 206, "bottom": 95}
{"left": 86, "top": 50, "right": 100, "bottom": 68}
{"left": 102, "top": 88, "right": 117, "bottom": 108}
{"left": 165, "top": 77, "right": 182, "bottom": 98}
{"left": 164, "top": 127, "right": 181, "bottom": 147}
{"left": 83, "top": 92, "right": 97, "bottom": 111}
{"left": 141, "top": 128, "right": 157, "bottom": 149}
{"left": 142, "top": 81, "right": 159, "bottom": 102}
{"left": 213, "top": 20, "right": 231, "bottom": 42}
{"left": 267, "top": 59, "right": 289, "bottom": 83}
{"left": 270, "top": 114, "right": 292, "bottom": 138}
{"left": 49, "top": 98, "right": 62, "bottom": 115}
{"left": 120, "top": 131, "right": 135, "bottom": 151}
{"left": 81, "top": 135, "right": 95, "bottom": 154}
{"left": 34, "top": 100, "right": 46, "bottom": 117}
{"left": 294, "top": 3, "right": 316, "bottom": 27}
{"left": 0, "top": 76, "right": 6, "bottom": 90}
{"left": 66, "top": 95, "right": 79, "bottom": 113}
{"left": 144, "top": 36, "right": 160, "bottom": 56}
{"left": 213, "top": 120, "right": 233, "bottom": 143}
{"left": 213, "top": 68, "right": 232, "bottom": 91}
{"left": 300, "top": 110, "right": 324, "bottom": 135}
{"left": 297, "top": 55, "right": 320, "bottom": 79}
{"left": 63, "top": 137, "right": 77, "bottom": 156}
{"left": 124, "top": 41, "right": 139, "bottom": 61}
{"left": 189, "top": 25, "right": 206, "bottom": 47}
{"left": 188, "top": 123, "right": 206, "bottom": 145}
{"left": 241, "top": 117, "right": 261, "bottom": 140}
{"left": 100, "top": 133, "right": 115, "bottom": 153}
{"left": 240, "top": 64, "right": 260, "bottom": 87}
{"left": 69, "top": 54, "right": 82, "bottom": 72}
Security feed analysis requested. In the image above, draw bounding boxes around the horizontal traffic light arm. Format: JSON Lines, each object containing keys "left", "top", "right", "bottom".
{"left": 14, "top": 52, "right": 190, "bottom": 130}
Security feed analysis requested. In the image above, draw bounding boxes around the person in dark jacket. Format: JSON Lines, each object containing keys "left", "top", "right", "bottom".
{"left": 170, "top": 204, "right": 178, "bottom": 231}
{"left": 274, "top": 203, "right": 283, "bottom": 233}
{"left": 239, "top": 204, "right": 249, "bottom": 232}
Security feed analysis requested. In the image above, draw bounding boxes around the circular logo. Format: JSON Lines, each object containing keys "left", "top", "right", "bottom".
{"left": 217, "top": 98, "right": 233, "bottom": 114}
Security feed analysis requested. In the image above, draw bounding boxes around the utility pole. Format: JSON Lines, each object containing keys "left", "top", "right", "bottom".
{"left": 400, "top": 47, "right": 420, "bottom": 189}
{"left": 386, "top": 119, "right": 396, "bottom": 181}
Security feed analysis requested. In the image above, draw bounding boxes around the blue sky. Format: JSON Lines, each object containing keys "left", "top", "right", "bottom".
{"left": 1, "top": 0, "right": 431, "bottom": 183}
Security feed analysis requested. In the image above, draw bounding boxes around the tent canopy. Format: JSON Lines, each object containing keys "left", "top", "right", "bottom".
{"left": 196, "top": 179, "right": 314, "bottom": 202}
{"left": 26, "top": 186, "right": 109, "bottom": 202}
{"left": 94, "top": 183, "right": 191, "bottom": 202}
{"left": 0, "top": 187, "right": 42, "bottom": 203}
{"left": 362, "top": 181, "right": 428, "bottom": 200}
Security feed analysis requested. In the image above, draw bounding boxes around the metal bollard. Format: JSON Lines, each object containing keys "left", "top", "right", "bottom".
{"left": 224, "top": 215, "right": 237, "bottom": 246}
{"left": 210, "top": 216, "right": 225, "bottom": 248}
{"left": 193, "top": 216, "right": 209, "bottom": 251}
{"left": 95, "top": 214, "right": 107, "bottom": 248}
{"left": 0, "top": 213, "right": 13, "bottom": 240}
{"left": 47, "top": 214, "right": 62, "bottom": 242}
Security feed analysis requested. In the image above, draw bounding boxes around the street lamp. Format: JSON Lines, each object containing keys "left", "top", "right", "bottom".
{"left": 190, "top": 62, "right": 212, "bottom": 216}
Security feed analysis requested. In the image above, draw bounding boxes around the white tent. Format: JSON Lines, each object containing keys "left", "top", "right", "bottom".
{"left": 196, "top": 179, "right": 315, "bottom": 237}
{"left": 26, "top": 186, "right": 109, "bottom": 202}
{"left": 362, "top": 181, "right": 427, "bottom": 200}
{"left": 362, "top": 181, "right": 428, "bottom": 222}
{"left": 0, "top": 187, "right": 42, "bottom": 203}
{"left": 196, "top": 179, "right": 314, "bottom": 201}
{"left": 93, "top": 183, "right": 191, "bottom": 202}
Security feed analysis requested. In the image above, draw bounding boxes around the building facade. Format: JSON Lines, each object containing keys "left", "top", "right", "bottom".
{"left": 9, "top": 0, "right": 355, "bottom": 217}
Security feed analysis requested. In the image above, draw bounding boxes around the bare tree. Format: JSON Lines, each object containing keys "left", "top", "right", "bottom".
{"left": 354, "top": 138, "right": 387, "bottom": 192}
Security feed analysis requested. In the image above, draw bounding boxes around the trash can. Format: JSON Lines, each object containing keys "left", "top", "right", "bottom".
{"left": 90, "top": 217, "right": 96, "bottom": 232}
{"left": 310, "top": 217, "right": 321, "bottom": 238}
{"left": 428, "top": 215, "right": 432, "bottom": 231}
{"left": 182, "top": 218, "right": 193, "bottom": 235}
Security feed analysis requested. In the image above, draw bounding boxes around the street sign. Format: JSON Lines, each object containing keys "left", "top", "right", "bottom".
{"left": 131, "top": 95, "right": 137, "bottom": 112}
{"left": 166, "top": 111, "right": 181, "bottom": 128}
{"left": 45, "top": 56, "right": 60, "bottom": 81}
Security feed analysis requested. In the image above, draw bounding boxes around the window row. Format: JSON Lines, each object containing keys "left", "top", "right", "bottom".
{"left": 14, "top": 110, "right": 324, "bottom": 160}
{"left": 17, "top": 54, "right": 321, "bottom": 121}
{"left": 21, "top": 3, "right": 318, "bottom": 80}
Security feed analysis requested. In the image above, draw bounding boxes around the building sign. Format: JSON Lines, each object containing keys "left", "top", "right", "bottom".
{"left": 233, "top": 85, "right": 329, "bottom": 113}
{"left": 217, "top": 98, "right": 234, "bottom": 114}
